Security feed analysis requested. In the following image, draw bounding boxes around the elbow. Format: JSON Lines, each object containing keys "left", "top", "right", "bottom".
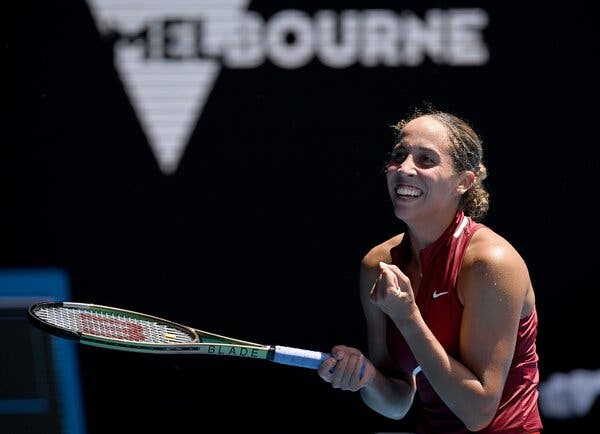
{"left": 359, "top": 389, "right": 412, "bottom": 421}
{"left": 463, "top": 397, "right": 498, "bottom": 432}
{"left": 384, "top": 406, "right": 411, "bottom": 421}
{"left": 375, "top": 406, "right": 410, "bottom": 421}
{"left": 465, "top": 418, "right": 492, "bottom": 432}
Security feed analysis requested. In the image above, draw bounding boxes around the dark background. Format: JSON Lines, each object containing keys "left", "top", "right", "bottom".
{"left": 3, "top": 1, "right": 598, "bottom": 433}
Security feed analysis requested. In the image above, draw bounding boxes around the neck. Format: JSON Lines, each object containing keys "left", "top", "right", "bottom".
{"left": 405, "top": 207, "right": 460, "bottom": 258}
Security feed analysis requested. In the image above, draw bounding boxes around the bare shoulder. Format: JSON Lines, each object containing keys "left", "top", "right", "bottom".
{"left": 460, "top": 226, "right": 532, "bottom": 307}
{"left": 361, "top": 233, "right": 405, "bottom": 271}
{"left": 359, "top": 234, "right": 404, "bottom": 298}
{"left": 463, "top": 227, "right": 528, "bottom": 271}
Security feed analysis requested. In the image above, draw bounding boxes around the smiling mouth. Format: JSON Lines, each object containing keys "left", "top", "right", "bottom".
{"left": 395, "top": 185, "right": 423, "bottom": 198}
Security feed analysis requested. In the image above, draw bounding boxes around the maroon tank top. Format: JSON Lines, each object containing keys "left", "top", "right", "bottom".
{"left": 386, "top": 211, "right": 543, "bottom": 433}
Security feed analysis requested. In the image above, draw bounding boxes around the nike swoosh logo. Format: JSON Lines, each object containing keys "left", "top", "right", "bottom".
{"left": 432, "top": 290, "right": 449, "bottom": 299}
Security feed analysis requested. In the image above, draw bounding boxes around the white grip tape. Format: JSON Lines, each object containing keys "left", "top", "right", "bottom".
{"left": 272, "top": 345, "right": 330, "bottom": 369}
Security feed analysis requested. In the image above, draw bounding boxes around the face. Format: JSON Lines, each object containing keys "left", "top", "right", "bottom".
{"left": 385, "top": 116, "right": 469, "bottom": 223}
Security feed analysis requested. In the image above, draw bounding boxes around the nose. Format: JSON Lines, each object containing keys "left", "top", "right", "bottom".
{"left": 395, "top": 154, "right": 417, "bottom": 176}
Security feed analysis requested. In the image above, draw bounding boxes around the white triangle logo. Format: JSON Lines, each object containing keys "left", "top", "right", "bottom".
{"left": 86, "top": 0, "right": 250, "bottom": 174}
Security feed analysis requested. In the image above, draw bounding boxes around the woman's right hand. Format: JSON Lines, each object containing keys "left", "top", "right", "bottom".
{"left": 318, "top": 345, "right": 375, "bottom": 392}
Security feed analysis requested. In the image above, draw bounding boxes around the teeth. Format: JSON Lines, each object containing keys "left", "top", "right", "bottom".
{"left": 396, "top": 186, "right": 422, "bottom": 197}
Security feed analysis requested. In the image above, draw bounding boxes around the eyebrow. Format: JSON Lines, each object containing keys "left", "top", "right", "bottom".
{"left": 392, "top": 143, "right": 438, "bottom": 153}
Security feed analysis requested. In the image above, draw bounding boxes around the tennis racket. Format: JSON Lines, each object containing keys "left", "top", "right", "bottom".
{"left": 28, "top": 301, "right": 362, "bottom": 374}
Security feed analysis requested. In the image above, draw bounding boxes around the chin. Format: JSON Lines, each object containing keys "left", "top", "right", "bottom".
{"left": 392, "top": 204, "right": 418, "bottom": 222}
{"left": 393, "top": 201, "right": 437, "bottom": 225}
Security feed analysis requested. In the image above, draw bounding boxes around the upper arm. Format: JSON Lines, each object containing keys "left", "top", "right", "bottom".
{"left": 359, "top": 241, "right": 411, "bottom": 379}
{"left": 458, "top": 232, "right": 530, "bottom": 402}
{"left": 359, "top": 258, "right": 388, "bottom": 364}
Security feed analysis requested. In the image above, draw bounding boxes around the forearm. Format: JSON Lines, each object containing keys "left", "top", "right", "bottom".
{"left": 396, "top": 313, "right": 496, "bottom": 430}
{"left": 359, "top": 368, "right": 415, "bottom": 420}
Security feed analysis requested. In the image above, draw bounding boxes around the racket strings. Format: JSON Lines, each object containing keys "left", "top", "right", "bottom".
{"left": 35, "top": 306, "right": 195, "bottom": 344}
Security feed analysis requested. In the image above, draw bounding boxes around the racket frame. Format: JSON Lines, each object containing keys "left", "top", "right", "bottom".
{"left": 28, "top": 301, "right": 338, "bottom": 371}
{"left": 28, "top": 302, "right": 274, "bottom": 360}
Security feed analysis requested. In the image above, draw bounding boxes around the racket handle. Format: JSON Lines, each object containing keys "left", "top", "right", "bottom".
{"left": 271, "top": 346, "right": 366, "bottom": 378}
{"left": 272, "top": 345, "right": 330, "bottom": 369}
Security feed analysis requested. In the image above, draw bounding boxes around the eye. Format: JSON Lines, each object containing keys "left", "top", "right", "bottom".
{"left": 418, "top": 153, "right": 437, "bottom": 166}
{"left": 385, "top": 149, "right": 407, "bottom": 168}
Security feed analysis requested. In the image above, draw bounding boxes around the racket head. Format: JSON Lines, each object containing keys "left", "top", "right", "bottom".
{"left": 28, "top": 301, "right": 200, "bottom": 352}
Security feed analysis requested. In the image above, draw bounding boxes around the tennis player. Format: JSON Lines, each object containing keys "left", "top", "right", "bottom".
{"left": 318, "top": 109, "right": 542, "bottom": 433}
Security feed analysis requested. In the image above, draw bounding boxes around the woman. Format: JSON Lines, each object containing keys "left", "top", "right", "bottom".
{"left": 318, "top": 109, "right": 542, "bottom": 433}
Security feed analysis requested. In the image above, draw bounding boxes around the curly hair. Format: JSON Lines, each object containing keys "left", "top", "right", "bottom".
{"left": 393, "top": 107, "right": 490, "bottom": 221}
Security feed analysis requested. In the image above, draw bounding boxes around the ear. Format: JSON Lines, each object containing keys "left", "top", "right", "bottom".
{"left": 456, "top": 170, "right": 475, "bottom": 195}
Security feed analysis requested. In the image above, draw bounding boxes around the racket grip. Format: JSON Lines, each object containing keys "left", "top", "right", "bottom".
{"left": 272, "top": 346, "right": 365, "bottom": 378}
{"left": 272, "top": 345, "right": 330, "bottom": 369}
